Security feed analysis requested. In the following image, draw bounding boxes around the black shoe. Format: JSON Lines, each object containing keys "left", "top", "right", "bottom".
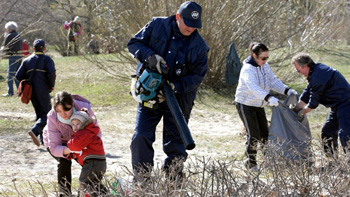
{"left": 244, "top": 159, "right": 259, "bottom": 172}
{"left": 28, "top": 130, "right": 40, "bottom": 146}
{"left": 40, "top": 134, "right": 44, "bottom": 145}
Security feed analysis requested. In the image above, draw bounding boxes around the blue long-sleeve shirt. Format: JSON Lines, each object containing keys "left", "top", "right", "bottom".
{"left": 15, "top": 52, "right": 56, "bottom": 94}
{"left": 300, "top": 63, "right": 350, "bottom": 110}
{"left": 127, "top": 15, "right": 209, "bottom": 95}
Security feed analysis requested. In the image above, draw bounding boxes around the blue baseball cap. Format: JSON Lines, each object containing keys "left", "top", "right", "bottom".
{"left": 178, "top": 1, "right": 202, "bottom": 28}
{"left": 33, "top": 39, "right": 45, "bottom": 47}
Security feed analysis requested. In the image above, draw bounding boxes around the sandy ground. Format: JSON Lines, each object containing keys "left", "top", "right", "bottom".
{"left": 0, "top": 102, "right": 244, "bottom": 194}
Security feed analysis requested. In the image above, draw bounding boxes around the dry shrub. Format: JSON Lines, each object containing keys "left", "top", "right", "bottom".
{"left": 6, "top": 138, "right": 350, "bottom": 196}
{"left": 2, "top": 0, "right": 348, "bottom": 86}
{"left": 81, "top": 0, "right": 348, "bottom": 88}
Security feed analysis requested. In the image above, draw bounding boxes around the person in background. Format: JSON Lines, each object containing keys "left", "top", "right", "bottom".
{"left": 106, "top": 36, "right": 117, "bottom": 54}
{"left": 64, "top": 16, "right": 83, "bottom": 56}
{"left": 292, "top": 53, "right": 350, "bottom": 158}
{"left": 127, "top": 1, "right": 209, "bottom": 181}
{"left": 43, "top": 91, "right": 100, "bottom": 196}
{"left": 64, "top": 109, "right": 107, "bottom": 196}
{"left": 22, "top": 39, "right": 30, "bottom": 57}
{"left": 87, "top": 34, "right": 99, "bottom": 54}
{"left": 16, "top": 39, "right": 56, "bottom": 147}
{"left": 1, "top": 21, "right": 23, "bottom": 97}
{"left": 235, "top": 42, "right": 297, "bottom": 171}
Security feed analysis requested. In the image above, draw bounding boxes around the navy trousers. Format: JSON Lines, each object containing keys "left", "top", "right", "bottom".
{"left": 31, "top": 91, "right": 51, "bottom": 137}
{"left": 322, "top": 100, "right": 350, "bottom": 154}
{"left": 131, "top": 102, "right": 189, "bottom": 174}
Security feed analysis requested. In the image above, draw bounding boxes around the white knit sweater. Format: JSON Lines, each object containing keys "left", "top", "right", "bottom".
{"left": 235, "top": 58, "right": 287, "bottom": 107}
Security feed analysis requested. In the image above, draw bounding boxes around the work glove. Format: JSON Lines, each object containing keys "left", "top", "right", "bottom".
{"left": 268, "top": 96, "right": 279, "bottom": 107}
{"left": 74, "top": 32, "right": 78, "bottom": 36}
{"left": 296, "top": 110, "right": 305, "bottom": 122}
{"left": 65, "top": 21, "right": 69, "bottom": 25}
{"left": 169, "top": 83, "right": 175, "bottom": 91}
{"left": 287, "top": 89, "right": 298, "bottom": 96}
{"left": 148, "top": 54, "right": 166, "bottom": 74}
{"left": 157, "top": 90, "right": 166, "bottom": 103}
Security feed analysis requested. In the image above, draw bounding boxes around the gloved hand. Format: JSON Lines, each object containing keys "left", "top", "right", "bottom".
{"left": 74, "top": 32, "right": 78, "bottom": 36}
{"left": 169, "top": 83, "right": 175, "bottom": 91}
{"left": 287, "top": 89, "right": 298, "bottom": 96}
{"left": 157, "top": 90, "right": 166, "bottom": 103}
{"left": 268, "top": 96, "right": 279, "bottom": 107}
{"left": 64, "top": 21, "right": 68, "bottom": 25}
{"left": 148, "top": 54, "right": 166, "bottom": 74}
{"left": 296, "top": 110, "right": 304, "bottom": 122}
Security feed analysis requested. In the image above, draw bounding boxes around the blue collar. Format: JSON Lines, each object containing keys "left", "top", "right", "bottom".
{"left": 245, "top": 56, "right": 259, "bottom": 67}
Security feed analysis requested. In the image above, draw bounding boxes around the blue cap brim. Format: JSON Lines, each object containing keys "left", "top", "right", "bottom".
{"left": 183, "top": 18, "right": 202, "bottom": 29}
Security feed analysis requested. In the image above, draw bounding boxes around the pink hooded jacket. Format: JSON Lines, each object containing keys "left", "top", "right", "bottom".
{"left": 43, "top": 95, "right": 101, "bottom": 158}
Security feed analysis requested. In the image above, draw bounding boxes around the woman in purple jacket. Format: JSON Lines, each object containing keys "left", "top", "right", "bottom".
{"left": 43, "top": 91, "right": 101, "bottom": 196}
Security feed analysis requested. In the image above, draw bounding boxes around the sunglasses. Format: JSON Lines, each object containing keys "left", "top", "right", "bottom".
{"left": 260, "top": 56, "right": 269, "bottom": 61}
{"left": 62, "top": 105, "right": 73, "bottom": 111}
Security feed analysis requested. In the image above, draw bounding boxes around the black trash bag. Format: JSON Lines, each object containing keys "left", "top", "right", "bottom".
{"left": 268, "top": 94, "right": 312, "bottom": 162}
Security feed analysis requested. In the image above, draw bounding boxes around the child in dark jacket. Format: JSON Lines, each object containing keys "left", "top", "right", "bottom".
{"left": 64, "top": 109, "right": 107, "bottom": 196}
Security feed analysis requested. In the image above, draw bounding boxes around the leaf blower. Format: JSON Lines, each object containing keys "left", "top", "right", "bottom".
{"left": 130, "top": 64, "right": 195, "bottom": 150}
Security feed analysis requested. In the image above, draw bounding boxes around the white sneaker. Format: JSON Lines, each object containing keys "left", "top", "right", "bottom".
{"left": 28, "top": 130, "right": 40, "bottom": 146}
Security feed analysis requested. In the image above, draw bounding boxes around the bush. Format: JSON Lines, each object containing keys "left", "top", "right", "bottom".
{"left": 5, "top": 139, "right": 350, "bottom": 196}
{"left": 81, "top": 0, "right": 348, "bottom": 89}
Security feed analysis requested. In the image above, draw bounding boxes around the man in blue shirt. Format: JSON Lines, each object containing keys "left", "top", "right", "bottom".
{"left": 293, "top": 53, "right": 350, "bottom": 157}
{"left": 127, "top": 1, "right": 209, "bottom": 181}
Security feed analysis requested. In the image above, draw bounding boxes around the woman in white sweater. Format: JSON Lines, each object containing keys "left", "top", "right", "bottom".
{"left": 235, "top": 42, "right": 297, "bottom": 171}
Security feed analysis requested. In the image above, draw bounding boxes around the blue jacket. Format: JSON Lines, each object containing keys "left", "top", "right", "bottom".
{"left": 16, "top": 52, "right": 56, "bottom": 95}
{"left": 300, "top": 63, "right": 350, "bottom": 110}
{"left": 127, "top": 15, "right": 209, "bottom": 97}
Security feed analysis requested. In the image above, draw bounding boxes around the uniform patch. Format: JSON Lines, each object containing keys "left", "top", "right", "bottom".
{"left": 176, "top": 69, "right": 182, "bottom": 76}
{"left": 191, "top": 11, "right": 199, "bottom": 19}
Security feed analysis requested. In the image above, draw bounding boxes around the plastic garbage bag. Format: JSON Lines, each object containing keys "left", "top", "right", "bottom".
{"left": 268, "top": 94, "right": 312, "bottom": 161}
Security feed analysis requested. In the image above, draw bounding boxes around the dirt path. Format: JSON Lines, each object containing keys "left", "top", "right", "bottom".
{"left": 0, "top": 102, "right": 244, "bottom": 194}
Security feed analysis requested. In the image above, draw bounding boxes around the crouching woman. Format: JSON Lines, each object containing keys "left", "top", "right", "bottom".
{"left": 43, "top": 91, "right": 101, "bottom": 196}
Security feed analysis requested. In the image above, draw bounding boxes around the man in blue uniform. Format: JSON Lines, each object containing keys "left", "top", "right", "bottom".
{"left": 127, "top": 1, "right": 209, "bottom": 180}
{"left": 16, "top": 39, "right": 56, "bottom": 146}
{"left": 293, "top": 53, "right": 350, "bottom": 157}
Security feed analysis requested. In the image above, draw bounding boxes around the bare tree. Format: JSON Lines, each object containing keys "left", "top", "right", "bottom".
{"left": 79, "top": 0, "right": 347, "bottom": 87}
{"left": 1, "top": 0, "right": 348, "bottom": 87}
